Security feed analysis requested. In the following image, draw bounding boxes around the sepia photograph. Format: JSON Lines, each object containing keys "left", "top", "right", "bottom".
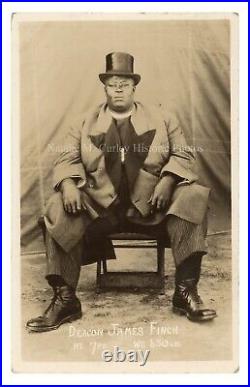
{"left": 12, "top": 12, "right": 238, "bottom": 373}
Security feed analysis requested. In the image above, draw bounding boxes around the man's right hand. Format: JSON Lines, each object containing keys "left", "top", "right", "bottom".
{"left": 60, "top": 178, "right": 86, "bottom": 214}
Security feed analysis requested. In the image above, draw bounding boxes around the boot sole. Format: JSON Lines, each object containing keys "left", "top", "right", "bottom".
{"left": 172, "top": 306, "right": 217, "bottom": 322}
{"left": 26, "top": 311, "right": 82, "bottom": 333}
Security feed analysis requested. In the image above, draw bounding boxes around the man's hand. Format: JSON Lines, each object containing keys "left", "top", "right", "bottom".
{"left": 148, "top": 174, "right": 178, "bottom": 213}
{"left": 61, "top": 178, "right": 86, "bottom": 214}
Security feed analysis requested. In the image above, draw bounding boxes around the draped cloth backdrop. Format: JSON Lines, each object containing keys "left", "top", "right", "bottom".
{"left": 19, "top": 19, "right": 231, "bottom": 254}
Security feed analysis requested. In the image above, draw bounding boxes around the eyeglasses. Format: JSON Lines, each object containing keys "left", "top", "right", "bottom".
{"left": 106, "top": 82, "right": 133, "bottom": 90}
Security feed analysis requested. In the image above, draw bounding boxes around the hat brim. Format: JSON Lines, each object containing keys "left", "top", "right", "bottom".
{"left": 99, "top": 72, "right": 141, "bottom": 85}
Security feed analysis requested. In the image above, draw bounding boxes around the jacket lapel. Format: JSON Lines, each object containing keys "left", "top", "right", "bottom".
{"left": 89, "top": 104, "right": 113, "bottom": 136}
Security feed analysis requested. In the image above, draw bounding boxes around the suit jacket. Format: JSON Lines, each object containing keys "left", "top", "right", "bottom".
{"left": 46, "top": 102, "right": 210, "bottom": 251}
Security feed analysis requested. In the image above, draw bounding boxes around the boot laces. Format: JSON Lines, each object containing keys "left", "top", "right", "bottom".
{"left": 44, "top": 287, "right": 64, "bottom": 315}
{"left": 181, "top": 285, "right": 202, "bottom": 305}
{"left": 188, "top": 286, "right": 202, "bottom": 304}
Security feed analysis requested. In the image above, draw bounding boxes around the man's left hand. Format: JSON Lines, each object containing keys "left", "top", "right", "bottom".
{"left": 148, "top": 174, "right": 178, "bottom": 212}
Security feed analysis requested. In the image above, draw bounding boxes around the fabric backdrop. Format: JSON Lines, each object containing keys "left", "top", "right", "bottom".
{"left": 19, "top": 19, "right": 231, "bottom": 254}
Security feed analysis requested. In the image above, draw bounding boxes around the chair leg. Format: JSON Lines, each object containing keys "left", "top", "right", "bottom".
{"left": 157, "top": 243, "right": 165, "bottom": 294}
{"left": 102, "top": 259, "right": 107, "bottom": 274}
{"left": 96, "top": 259, "right": 102, "bottom": 294}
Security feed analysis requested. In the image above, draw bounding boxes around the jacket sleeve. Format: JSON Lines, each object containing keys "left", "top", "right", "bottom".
{"left": 53, "top": 118, "right": 86, "bottom": 190}
{"left": 160, "top": 111, "right": 198, "bottom": 184}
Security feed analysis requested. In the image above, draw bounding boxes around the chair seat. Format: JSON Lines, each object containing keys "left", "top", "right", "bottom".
{"left": 108, "top": 232, "right": 157, "bottom": 241}
{"left": 108, "top": 233, "right": 160, "bottom": 248}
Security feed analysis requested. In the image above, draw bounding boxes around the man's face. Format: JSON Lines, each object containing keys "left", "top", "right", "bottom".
{"left": 104, "top": 76, "right": 136, "bottom": 112}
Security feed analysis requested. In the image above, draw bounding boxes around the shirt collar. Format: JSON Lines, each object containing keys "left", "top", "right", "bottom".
{"left": 108, "top": 106, "right": 134, "bottom": 120}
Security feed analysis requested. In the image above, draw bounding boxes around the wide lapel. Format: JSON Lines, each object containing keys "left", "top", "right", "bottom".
{"left": 88, "top": 104, "right": 113, "bottom": 136}
{"left": 130, "top": 102, "right": 155, "bottom": 135}
{"left": 88, "top": 106, "right": 122, "bottom": 193}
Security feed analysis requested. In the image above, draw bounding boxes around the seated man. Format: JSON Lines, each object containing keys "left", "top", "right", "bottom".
{"left": 26, "top": 52, "right": 217, "bottom": 333}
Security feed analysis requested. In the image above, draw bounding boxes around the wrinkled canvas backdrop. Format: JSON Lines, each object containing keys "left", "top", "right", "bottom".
{"left": 19, "top": 19, "right": 230, "bottom": 253}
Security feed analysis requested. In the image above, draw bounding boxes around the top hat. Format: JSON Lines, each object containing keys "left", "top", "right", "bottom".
{"left": 99, "top": 52, "right": 141, "bottom": 85}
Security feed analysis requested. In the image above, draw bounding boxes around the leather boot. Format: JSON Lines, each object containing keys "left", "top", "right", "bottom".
{"left": 26, "top": 285, "right": 82, "bottom": 332}
{"left": 172, "top": 278, "right": 217, "bottom": 322}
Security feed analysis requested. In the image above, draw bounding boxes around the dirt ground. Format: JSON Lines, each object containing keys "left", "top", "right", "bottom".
{"left": 20, "top": 232, "right": 232, "bottom": 365}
